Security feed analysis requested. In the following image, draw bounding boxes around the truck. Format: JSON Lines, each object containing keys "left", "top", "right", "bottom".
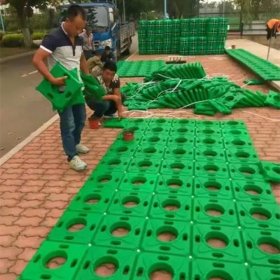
{"left": 59, "top": 0, "right": 135, "bottom": 59}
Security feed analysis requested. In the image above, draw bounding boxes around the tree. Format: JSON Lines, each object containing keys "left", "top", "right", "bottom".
{"left": 5, "top": 0, "right": 62, "bottom": 47}
{"left": 234, "top": 0, "right": 280, "bottom": 22}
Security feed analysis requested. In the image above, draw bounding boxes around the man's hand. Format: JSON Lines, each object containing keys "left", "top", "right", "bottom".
{"left": 50, "top": 76, "right": 67, "bottom": 86}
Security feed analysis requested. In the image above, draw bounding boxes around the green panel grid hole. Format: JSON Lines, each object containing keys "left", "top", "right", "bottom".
{"left": 122, "top": 196, "right": 140, "bottom": 208}
{"left": 66, "top": 218, "right": 86, "bottom": 232}
{"left": 258, "top": 237, "right": 280, "bottom": 255}
{"left": 94, "top": 256, "right": 118, "bottom": 278}
{"left": 44, "top": 251, "right": 68, "bottom": 270}
{"left": 206, "top": 270, "right": 233, "bottom": 280}
{"left": 149, "top": 263, "right": 174, "bottom": 280}
{"left": 157, "top": 226, "right": 178, "bottom": 242}
{"left": 111, "top": 222, "right": 131, "bottom": 237}
{"left": 205, "top": 232, "right": 229, "bottom": 249}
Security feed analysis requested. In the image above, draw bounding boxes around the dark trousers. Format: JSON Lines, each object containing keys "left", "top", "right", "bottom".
{"left": 86, "top": 98, "right": 117, "bottom": 119}
{"left": 86, "top": 94, "right": 125, "bottom": 119}
{"left": 58, "top": 104, "right": 86, "bottom": 160}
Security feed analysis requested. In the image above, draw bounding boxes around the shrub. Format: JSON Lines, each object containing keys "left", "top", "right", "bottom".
{"left": 32, "top": 31, "right": 46, "bottom": 40}
{"left": 2, "top": 33, "right": 24, "bottom": 47}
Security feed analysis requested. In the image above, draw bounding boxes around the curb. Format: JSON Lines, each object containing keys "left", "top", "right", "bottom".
{"left": 0, "top": 114, "right": 59, "bottom": 166}
{"left": 0, "top": 50, "right": 35, "bottom": 64}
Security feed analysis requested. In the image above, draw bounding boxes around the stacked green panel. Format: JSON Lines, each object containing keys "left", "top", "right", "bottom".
{"left": 226, "top": 48, "right": 280, "bottom": 81}
{"left": 138, "top": 17, "right": 228, "bottom": 55}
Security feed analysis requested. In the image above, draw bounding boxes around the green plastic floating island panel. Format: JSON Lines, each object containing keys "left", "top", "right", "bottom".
{"left": 19, "top": 119, "right": 280, "bottom": 280}
{"left": 226, "top": 48, "right": 280, "bottom": 81}
{"left": 117, "top": 60, "right": 165, "bottom": 77}
{"left": 121, "top": 65, "right": 280, "bottom": 114}
{"left": 36, "top": 62, "right": 83, "bottom": 112}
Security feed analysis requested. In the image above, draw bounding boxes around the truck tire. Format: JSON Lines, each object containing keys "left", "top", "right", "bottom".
{"left": 123, "top": 37, "right": 132, "bottom": 56}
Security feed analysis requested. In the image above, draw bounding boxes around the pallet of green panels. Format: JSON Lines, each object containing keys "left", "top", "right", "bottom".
{"left": 226, "top": 48, "right": 280, "bottom": 81}
{"left": 117, "top": 60, "right": 165, "bottom": 77}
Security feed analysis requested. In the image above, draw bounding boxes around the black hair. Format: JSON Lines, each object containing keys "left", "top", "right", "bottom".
{"left": 105, "top": 46, "right": 111, "bottom": 51}
{"left": 67, "top": 4, "right": 86, "bottom": 20}
{"left": 103, "top": 61, "right": 117, "bottom": 72}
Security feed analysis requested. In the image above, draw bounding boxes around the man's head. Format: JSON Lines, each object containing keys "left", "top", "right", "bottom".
{"left": 64, "top": 5, "right": 86, "bottom": 37}
{"left": 102, "top": 61, "right": 117, "bottom": 83}
{"left": 85, "top": 25, "right": 92, "bottom": 35}
{"left": 105, "top": 46, "right": 111, "bottom": 54}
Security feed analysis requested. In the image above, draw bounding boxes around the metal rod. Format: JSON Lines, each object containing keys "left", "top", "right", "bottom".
{"left": 267, "top": 36, "right": 272, "bottom": 60}
{"left": 164, "top": 0, "right": 168, "bottom": 18}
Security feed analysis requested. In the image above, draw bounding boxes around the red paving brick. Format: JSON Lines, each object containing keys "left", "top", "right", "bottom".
{"left": 0, "top": 52, "right": 280, "bottom": 279}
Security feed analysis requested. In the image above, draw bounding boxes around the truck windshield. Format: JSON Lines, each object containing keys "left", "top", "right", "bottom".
{"left": 85, "top": 6, "right": 108, "bottom": 28}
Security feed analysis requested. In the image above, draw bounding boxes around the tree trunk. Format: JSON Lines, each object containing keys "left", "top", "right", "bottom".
{"left": 17, "top": 10, "right": 32, "bottom": 48}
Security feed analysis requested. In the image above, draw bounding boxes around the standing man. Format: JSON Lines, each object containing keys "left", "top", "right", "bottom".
{"left": 80, "top": 25, "right": 95, "bottom": 60}
{"left": 32, "top": 4, "right": 90, "bottom": 171}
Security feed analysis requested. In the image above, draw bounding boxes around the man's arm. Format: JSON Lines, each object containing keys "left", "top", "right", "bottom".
{"left": 113, "top": 77, "right": 121, "bottom": 97}
{"left": 32, "top": 48, "right": 66, "bottom": 86}
{"left": 80, "top": 53, "right": 89, "bottom": 74}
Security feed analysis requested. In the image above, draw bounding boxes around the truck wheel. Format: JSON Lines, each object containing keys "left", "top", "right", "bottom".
{"left": 123, "top": 37, "right": 132, "bottom": 55}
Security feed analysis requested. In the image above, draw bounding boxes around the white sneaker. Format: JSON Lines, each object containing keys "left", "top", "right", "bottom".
{"left": 76, "top": 144, "right": 90, "bottom": 154}
{"left": 69, "top": 155, "right": 87, "bottom": 171}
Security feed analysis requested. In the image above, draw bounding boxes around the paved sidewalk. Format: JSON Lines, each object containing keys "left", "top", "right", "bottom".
{"left": 1, "top": 43, "right": 280, "bottom": 279}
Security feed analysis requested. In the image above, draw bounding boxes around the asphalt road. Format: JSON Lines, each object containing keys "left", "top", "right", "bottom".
{"left": 0, "top": 54, "right": 56, "bottom": 158}
{"left": 0, "top": 36, "right": 138, "bottom": 158}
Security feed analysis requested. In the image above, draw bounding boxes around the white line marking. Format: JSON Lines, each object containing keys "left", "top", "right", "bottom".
{"left": 28, "top": 70, "right": 38, "bottom": 75}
